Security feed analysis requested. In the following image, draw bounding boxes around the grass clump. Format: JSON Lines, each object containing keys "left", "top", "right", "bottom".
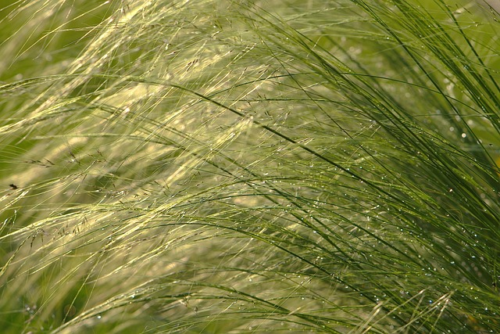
{"left": 0, "top": 0, "right": 499, "bottom": 333}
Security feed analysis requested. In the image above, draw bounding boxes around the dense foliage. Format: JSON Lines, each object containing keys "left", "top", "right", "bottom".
{"left": 1, "top": 0, "right": 499, "bottom": 333}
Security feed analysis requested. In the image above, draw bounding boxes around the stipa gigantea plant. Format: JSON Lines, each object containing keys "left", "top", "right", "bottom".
{"left": 0, "top": 0, "right": 499, "bottom": 333}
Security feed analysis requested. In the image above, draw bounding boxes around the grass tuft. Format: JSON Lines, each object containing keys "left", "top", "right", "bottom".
{"left": 1, "top": 0, "right": 499, "bottom": 333}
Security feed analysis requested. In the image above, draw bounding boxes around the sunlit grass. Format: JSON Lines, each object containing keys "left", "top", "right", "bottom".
{"left": 0, "top": 0, "right": 499, "bottom": 333}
